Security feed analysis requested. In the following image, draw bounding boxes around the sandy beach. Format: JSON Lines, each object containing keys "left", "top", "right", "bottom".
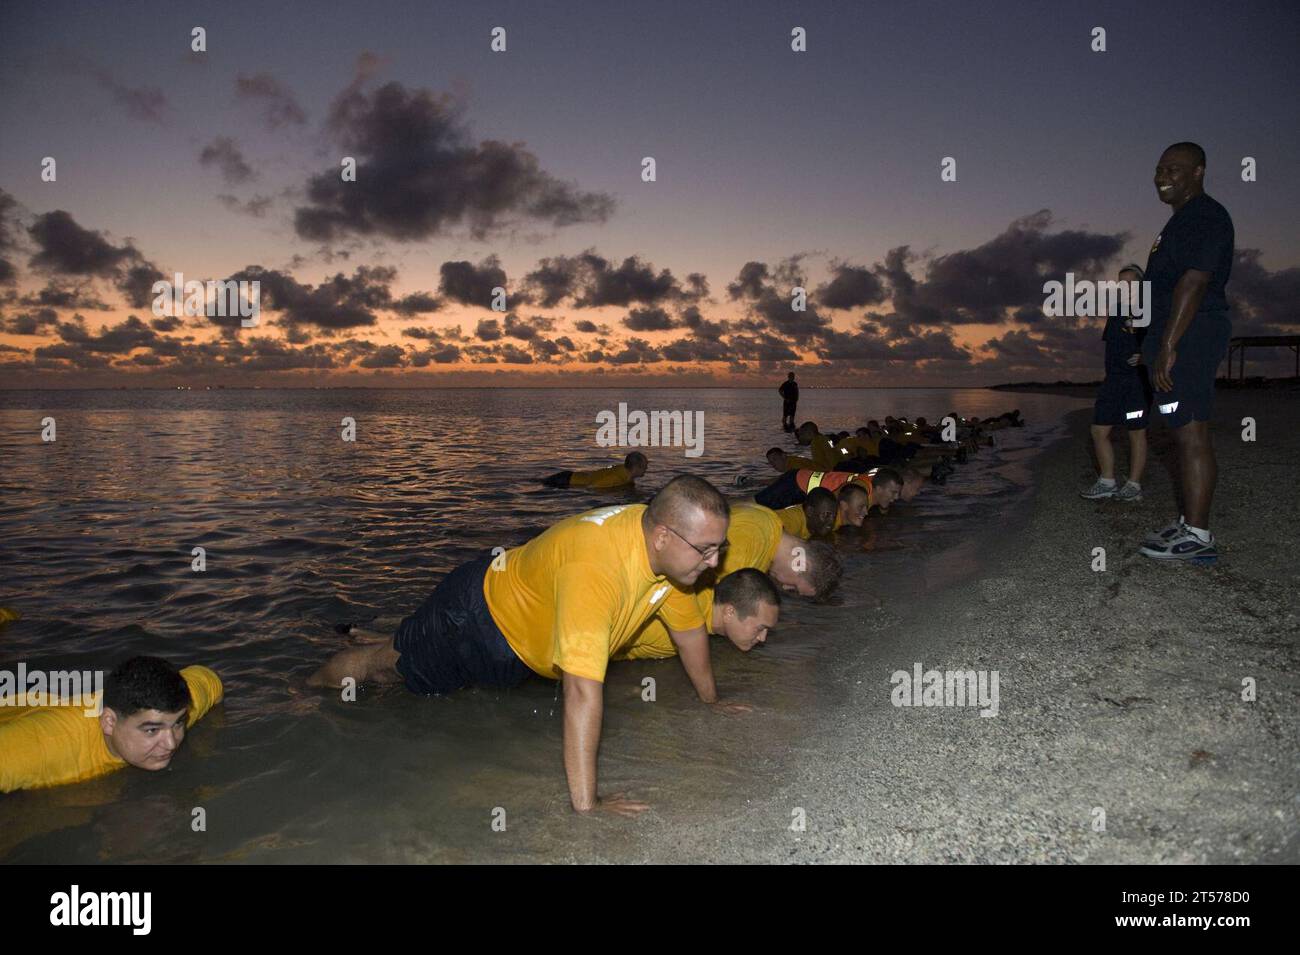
{"left": 572, "top": 387, "right": 1299, "bottom": 863}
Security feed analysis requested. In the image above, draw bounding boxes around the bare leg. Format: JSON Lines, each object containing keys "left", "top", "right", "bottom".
{"left": 1090, "top": 424, "right": 1115, "bottom": 480}
{"left": 1173, "top": 420, "right": 1216, "bottom": 529}
{"left": 1127, "top": 429, "right": 1148, "bottom": 484}
{"left": 308, "top": 638, "right": 403, "bottom": 688}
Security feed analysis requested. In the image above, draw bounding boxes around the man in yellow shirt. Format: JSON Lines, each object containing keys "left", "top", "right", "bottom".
{"left": 0, "top": 656, "right": 223, "bottom": 793}
{"left": 542, "top": 451, "right": 647, "bottom": 489}
{"left": 765, "top": 447, "right": 819, "bottom": 473}
{"left": 617, "top": 568, "right": 780, "bottom": 665}
{"left": 777, "top": 487, "right": 837, "bottom": 539}
{"left": 310, "top": 475, "right": 731, "bottom": 817}
{"left": 794, "top": 422, "right": 841, "bottom": 470}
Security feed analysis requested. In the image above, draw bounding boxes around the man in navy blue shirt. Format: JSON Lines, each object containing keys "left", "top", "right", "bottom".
{"left": 1138, "top": 142, "right": 1234, "bottom": 563}
{"left": 1081, "top": 264, "right": 1151, "bottom": 503}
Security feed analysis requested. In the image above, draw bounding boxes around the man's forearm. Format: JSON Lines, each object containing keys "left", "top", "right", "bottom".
{"left": 561, "top": 674, "right": 603, "bottom": 811}
{"left": 671, "top": 627, "right": 719, "bottom": 702}
{"left": 1161, "top": 272, "right": 1211, "bottom": 351}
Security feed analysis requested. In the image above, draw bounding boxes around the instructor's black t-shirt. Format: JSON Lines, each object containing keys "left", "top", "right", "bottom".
{"left": 779, "top": 380, "right": 799, "bottom": 402}
{"left": 1143, "top": 193, "right": 1234, "bottom": 347}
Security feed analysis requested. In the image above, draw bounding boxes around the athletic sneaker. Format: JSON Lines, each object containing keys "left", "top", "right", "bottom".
{"left": 1142, "top": 517, "right": 1185, "bottom": 546}
{"left": 1139, "top": 526, "right": 1218, "bottom": 563}
{"left": 1080, "top": 479, "right": 1117, "bottom": 500}
{"left": 1113, "top": 481, "right": 1142, "bottom": 503}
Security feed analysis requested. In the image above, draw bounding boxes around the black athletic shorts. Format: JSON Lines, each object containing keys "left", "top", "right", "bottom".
{"left": 393, "top": 554, "right": 532, "bottom": 695}
{"left": 782, "top": 399, "right": 798, "bottom": 417}
{"left": 1143, "top": 311, "right": 1231, "bottom": 429}
{"left": 754, "top": 470, "right": 804, "bottom": 509}
{"left": 1093, "top": 372, "right": 1152, "bottom": 430}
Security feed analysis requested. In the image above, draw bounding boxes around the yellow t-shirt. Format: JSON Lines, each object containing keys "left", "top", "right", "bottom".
{"left": 837, "top": 435, "right": 880, "bottom": 458}
{"left": 782, "top": 453, "right": 818, "bottom": 471}
{"left": 778, "top": 504, "right": 810, "bottom": 538}
{"left": 568, "top": 464, "right": 634, "bottom": 488}
{"left": 482, "top": 504, "right": 671, "bottom": 683}
{"left": 808, "top": 434, "right": 840, "bottom": 470}
{"left": 655, "top": 504, "right": 782, "bottom": 632}
{"left": 0, "top": 666, "right": 223, "bottom": 793}
{"left": 617, "top": 587, "right": 717, "bottom": 660}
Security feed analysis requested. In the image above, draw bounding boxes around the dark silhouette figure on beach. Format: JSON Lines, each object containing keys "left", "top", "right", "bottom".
{"left": 778, "top": 372, "right": 799, "bottom": 431}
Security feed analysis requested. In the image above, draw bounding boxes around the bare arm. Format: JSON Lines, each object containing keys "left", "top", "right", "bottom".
{"left": 1152, "top": 270, "right": 1212, "bottom": 391}
{"left": 670, "top": 626, "right": 718, "bottom": 702}
{"left": 561, "top": 671, "right": 604, "bottom": 811}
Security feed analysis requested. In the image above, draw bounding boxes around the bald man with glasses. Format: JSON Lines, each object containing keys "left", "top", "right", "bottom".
{"left": 310, "top": 475, "right": 730, "bottom": 816}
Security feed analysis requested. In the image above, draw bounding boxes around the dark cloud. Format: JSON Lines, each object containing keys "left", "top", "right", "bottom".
{"left": 28, "top": 211, "right": 134, "bottom": 275}
{"left": 217, "top": 194, "right": 273, "bottom": 218}
{"left": 727, "top": 262, "right": 770, "bottom": 300}
{"left": 439, "top": 257, "right": 507, "bottom": 308}
{"left": 475, "top": 318, "right": 502, "bottom": 341}
{"left": 573, "top": 319, "right": 600, "bottom": 333}
{"left": 390, "top": 291, "right": 442, "bottom": 315}
{"left": 892, "top": 211, "right": 1127, "bottom": 325}
{"left": 19, "top": 282, "right": 111, "bottom": 311}
{"left": 1227, "top": 248, "right": 1300, "bottom": 336}
{"left": 1, "top": 307, "right": 60, "bottom": 336}
{"left": 200, "top": 137, "right": 256, "bottom": 185}
{"left": 358, "top": 344, "right": 406, "bottom": 368}
{"left": 294, "top": 67, "right": 614, "bottom": 242}
{"left": 226, "top": 264, "right": 396, "bottom": 331}
{"left": 815, "top": 263, "right": 888, "bottom": 310}
{"left": 234, "top": 73, "right": 308, "bottom": 129}
{"left": 83, "top": 65, "right": 168, "bottom": 123}
{"left": 0, "top": 188, "right": 19, "bottom": 284}
{"left": 503, "top": 313, "right": 554, "bottom": 340}
{"left": 622, "top": 306, "right": 677, "bottom": 332}
{"left": 578, "top": 253, "right": 682, "bottom": 308}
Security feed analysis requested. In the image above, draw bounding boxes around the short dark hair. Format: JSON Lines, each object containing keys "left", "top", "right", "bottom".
{"left": 1164, "top": 141, "right": 1206, "bottom": 168}
{"left": 104, "top": 656, "right": 191, "bottom": 717}
{"left": 804, "top": 486, "right": 836, "bottom": 509}
{"left": 873, "top": 467, "right": 903, "bottom": 490}
{"left": 624, "top": 451, "right": 648, "bottom": 469}
{"left": 647, "top": 474, "right": 729, "bottom": 527}
{"left": 795, "top": 539, "right": 842, "bottom": 601}
{"left": 766, "top": 446, "right": 785, "bottom": 458}
{"left": 716, "top": 567, "right": 781, "bottom": 617}
{"left": 838, "top": 482, "right": 870, "bottom": 506}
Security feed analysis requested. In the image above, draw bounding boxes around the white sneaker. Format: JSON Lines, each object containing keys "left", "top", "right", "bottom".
{"left": 1114, "top": 481, "right": 1143, "bottom": 503}
{"left": 1080, "top": 479, "right": 1117, "bottom": 500}
{"left": 1142, "top": 516, "right": 1185, "bottom": 546}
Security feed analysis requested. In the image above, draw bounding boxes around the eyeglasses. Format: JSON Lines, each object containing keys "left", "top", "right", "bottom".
{"left": 664, "top": 524, "right": 728, "bottom": 560}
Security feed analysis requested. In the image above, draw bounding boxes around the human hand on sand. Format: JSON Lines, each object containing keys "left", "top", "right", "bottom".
{"left": 708, "top": 700, "right": 754, "bottom": 715}
{"left": 579, "top": 794, "right": 650, "bottom": 818}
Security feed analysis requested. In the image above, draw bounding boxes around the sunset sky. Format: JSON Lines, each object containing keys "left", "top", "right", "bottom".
{"left": 1, "top": 0, "right": 1297, "bottom": 387}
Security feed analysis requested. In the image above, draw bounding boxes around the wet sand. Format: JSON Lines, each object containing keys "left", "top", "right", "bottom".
{"left": 584, "top": 389, "right": 1300, "bottom": 863}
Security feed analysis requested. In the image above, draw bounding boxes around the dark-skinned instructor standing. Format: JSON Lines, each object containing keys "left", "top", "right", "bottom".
{"left": 1138, "top": 142, "right": 1234, "bottom": 563}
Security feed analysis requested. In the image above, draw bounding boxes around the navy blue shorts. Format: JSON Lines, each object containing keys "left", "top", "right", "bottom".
{"left": 1093, "top": 373, "right": 1152, "bottom": 430}
{"left": 393, "top": 555, "right": 532, "bottom": 695}
{"left": 1144, "top": 312, "right": 1231, "bottom": 428}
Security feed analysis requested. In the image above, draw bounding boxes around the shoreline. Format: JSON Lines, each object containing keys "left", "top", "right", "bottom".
{"left": 599, "top": 391, "right": 1299, "bottom": 863}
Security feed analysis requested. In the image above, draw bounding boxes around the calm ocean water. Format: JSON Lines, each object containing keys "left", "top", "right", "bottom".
{"left": 0, "top": 387, "right": 1087, "bottom": 862}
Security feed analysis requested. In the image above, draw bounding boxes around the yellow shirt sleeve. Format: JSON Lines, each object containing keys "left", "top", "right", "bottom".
{"left": 783, "top": 453, "right": 818, "bottom": 471}
{"left": 778, "top": 505, "right": 810, "bottom": 538}
{"left": 809, "top": 435, "right": 839, "bottom": 470}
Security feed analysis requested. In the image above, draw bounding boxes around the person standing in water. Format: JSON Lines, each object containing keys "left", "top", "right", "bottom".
{"left": 778, "top": 372, "right": 799, "bottom": 432}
